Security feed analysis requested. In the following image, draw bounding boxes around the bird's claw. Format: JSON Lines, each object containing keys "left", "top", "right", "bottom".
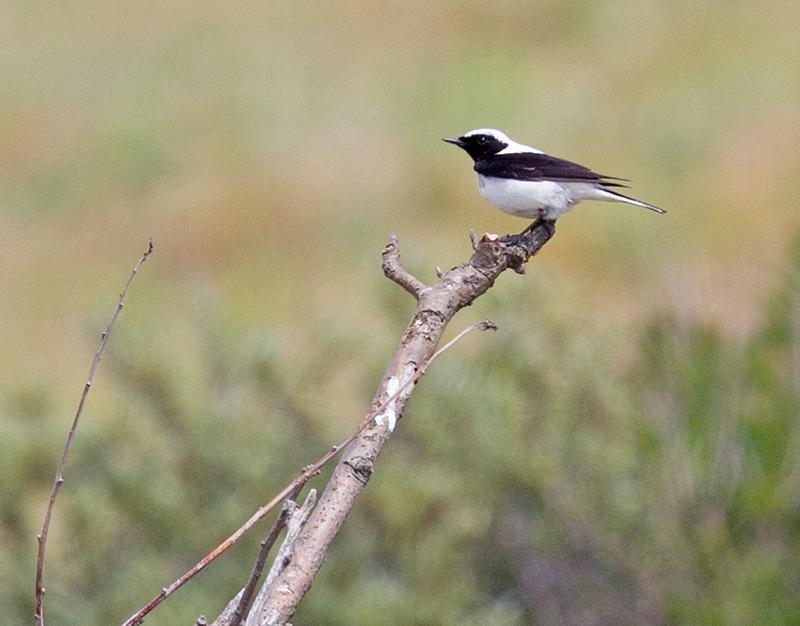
{"left": 500, "top": 234, "right": 522, "bottom": 246}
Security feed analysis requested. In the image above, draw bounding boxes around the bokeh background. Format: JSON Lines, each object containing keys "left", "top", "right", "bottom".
{"left": 3, "top": 2, "right": 800, "bottom": 624}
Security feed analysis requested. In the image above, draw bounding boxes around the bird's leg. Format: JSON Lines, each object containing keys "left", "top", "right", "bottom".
{"left": 519, "top": 216, "right": 545, "bottom": 236}
{"left": 502, "top": 217, "right": 545, "bottom": 245}
{"left": 500, "top": 207, "right": 557, "bottom": 246}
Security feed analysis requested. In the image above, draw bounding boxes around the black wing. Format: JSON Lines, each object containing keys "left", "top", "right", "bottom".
{"left": 474, "top": 153, "right": 628, "bottom": 187}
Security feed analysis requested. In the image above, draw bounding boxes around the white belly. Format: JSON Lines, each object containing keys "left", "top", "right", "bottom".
{"left": 477, "top": 175, "right": 599, "bottom": 220}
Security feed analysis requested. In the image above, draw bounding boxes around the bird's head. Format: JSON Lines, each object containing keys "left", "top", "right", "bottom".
{"left": 442, "top": 128, "right": 511, "bottom": 160}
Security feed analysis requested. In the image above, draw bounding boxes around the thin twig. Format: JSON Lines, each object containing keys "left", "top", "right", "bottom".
{"left": 34, "top": 239, "right": 154, "bottom": 626}
{"left": 229, "top": 497, "right": 298, "bottom": 626}
{"left": 121, "top": 318, "right": 495, "bottom": 626}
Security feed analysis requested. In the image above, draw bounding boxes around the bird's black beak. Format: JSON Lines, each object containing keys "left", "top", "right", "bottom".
{"left": 442, "top": 137, "right": 465, "bottom": 147}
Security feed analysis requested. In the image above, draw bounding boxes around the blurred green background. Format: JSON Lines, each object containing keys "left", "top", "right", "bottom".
{"left": 2, "top": 1, "right": 800, "bottom": 624}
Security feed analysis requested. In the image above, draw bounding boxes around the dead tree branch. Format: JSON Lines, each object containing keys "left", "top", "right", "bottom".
{"left": 122, "top": 317, "right": 495, "bottom": 625}
{"left": 253, "top": 221, "right": 555, "bottom": 623}
{"left": 34, "top": 239, "right": 154, "bottom": 626}
{"left": 121, "top": 221, "right": 553, "bottom": 625}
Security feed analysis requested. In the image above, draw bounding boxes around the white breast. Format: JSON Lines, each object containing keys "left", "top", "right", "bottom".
{"left": 477, "top": 174, "right": 573, "bottom": 219}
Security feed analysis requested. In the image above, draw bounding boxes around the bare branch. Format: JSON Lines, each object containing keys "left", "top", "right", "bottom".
{"left": 34, "top": 239, "right": 154, "bottom": 626}
{"left": 254, "top": 221, "right": 555, "bottom": 623}
{"left": 122, "top": 221, "right": 554, "bottom": 625}
{"left": 381, "top": 234, "right": 427, "bottom": 298}
{"left": 121, "top": 317, "right": 494, "bottom": 625}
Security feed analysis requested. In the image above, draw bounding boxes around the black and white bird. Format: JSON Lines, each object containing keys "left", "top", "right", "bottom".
{"left": 443, "top": 128, "right": 666, "bottom": 222}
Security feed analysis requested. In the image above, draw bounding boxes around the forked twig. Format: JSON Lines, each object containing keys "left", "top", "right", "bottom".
{"left": 121, "top": 319, "right": 495, "bottom": 626}
{"left": 34, "top": 239, "right": 154, "bottom": 626}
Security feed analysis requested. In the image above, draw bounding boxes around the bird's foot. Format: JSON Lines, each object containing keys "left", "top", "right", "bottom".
{"left": 501, "top": 217, "right": 555, "bottom": 246}
{"left": 524, "top": 214, "right": 550, "bottom": 234}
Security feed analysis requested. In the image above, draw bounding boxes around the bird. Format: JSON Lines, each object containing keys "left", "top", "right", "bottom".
{"left": 443, "top": 129, "right": 666, "bottom": 226}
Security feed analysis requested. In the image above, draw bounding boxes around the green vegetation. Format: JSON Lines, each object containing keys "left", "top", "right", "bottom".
{"left": 2, "top": 1, "right": 799, "bottom": 624}
{"left": 5, "top": 248, "right": 800, "bottom": 625}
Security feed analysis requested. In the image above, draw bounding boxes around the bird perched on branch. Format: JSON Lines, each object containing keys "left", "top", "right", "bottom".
{"left": 444, "top": 128, "right": 666, "bottom": 225}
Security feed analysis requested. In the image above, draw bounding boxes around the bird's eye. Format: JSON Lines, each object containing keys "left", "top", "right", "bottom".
{"left": 477, "top": 136, "right": 488, "bottom": 144}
